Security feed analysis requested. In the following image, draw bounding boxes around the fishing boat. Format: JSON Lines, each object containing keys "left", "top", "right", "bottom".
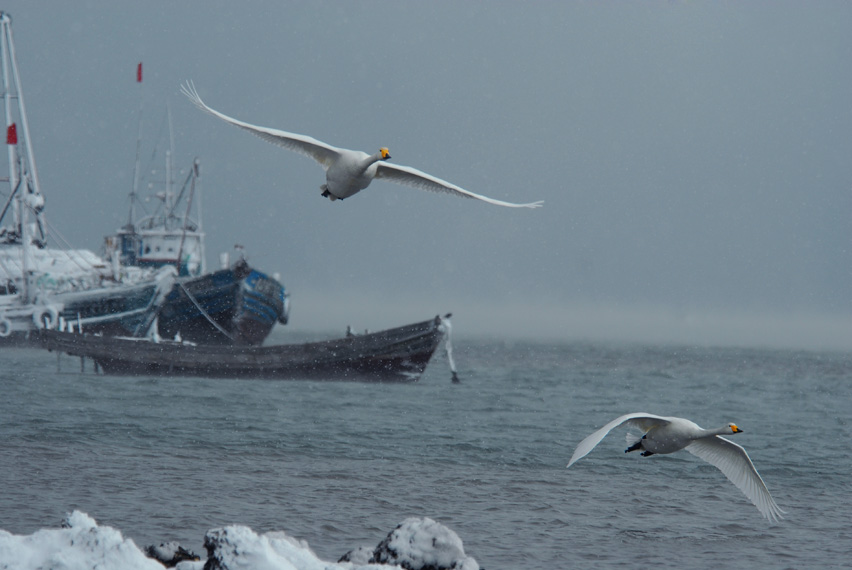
{"left": 38, "top": 315, "right": 450, "bottom": 382}
{"left": 0, "top": 12, "right": 287, "bottom": 346}
{"left": 101, "top": 103, "right": 289, "bottom": 345}
{"left": 152, "top": 257, "right": 287, "bottom": 345}
{"left": 0, "top": 12, "right": 175, "bottom": 343}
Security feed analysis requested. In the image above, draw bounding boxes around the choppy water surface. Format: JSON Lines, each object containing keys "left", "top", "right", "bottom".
{"left": 1, "top": 335, "right": 850, "bottom": 568}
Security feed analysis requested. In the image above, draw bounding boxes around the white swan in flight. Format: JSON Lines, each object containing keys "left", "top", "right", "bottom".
{"left": 180, "top": 82, "right": 543, "bottom": 209}
{"left": 567, "top": 413, "right": 784, "bottom": 522}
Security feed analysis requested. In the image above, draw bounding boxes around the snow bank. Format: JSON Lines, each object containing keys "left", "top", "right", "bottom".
{"left": 0, "top": 511, "right": 163, "bottom": 570}
{"left": 0, "top": 512, "right": 479, "bottom": 570}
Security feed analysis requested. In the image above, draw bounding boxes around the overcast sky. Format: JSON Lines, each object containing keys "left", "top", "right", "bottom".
{"left": 3, "top": 1, "right": 850, "bottom": 349}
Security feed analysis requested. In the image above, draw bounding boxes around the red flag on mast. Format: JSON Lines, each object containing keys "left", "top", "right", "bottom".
{"left": 6, "top": 123, "right": 16, "bottom": 145}
{"left": 137, "top": 62, "right": 142, "bottom": 83}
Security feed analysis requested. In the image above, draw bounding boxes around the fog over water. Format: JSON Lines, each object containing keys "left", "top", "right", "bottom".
{"left": 3, "top": 1, "right": 850, "bottom": 350}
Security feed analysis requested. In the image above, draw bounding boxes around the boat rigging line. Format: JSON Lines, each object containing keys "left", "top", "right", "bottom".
{"left": 176, "top": 280, "right": 234, "bottom": 342}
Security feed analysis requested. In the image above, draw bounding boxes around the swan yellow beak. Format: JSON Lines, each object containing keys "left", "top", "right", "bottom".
{"left": 380, "top": 147, "right": 391, "bottom": 160}
{"left": 731, "top": 424, "right": 742, "bottom": 433}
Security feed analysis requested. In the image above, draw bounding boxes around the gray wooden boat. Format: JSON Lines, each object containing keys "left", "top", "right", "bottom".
{"left": 38, "top": 315, "right": 449, "bottom": 382}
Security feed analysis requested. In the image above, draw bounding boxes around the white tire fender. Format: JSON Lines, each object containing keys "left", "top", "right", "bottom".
{"left": 33, "top": 305, "right": 60, "bottom": 330}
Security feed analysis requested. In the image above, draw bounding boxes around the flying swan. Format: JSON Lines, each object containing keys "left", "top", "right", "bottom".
{"left": 566, "top": 413, "right": 784, "bottom": 522}
{"left": 180, "top": 81, "right": 543, "bottom": 209}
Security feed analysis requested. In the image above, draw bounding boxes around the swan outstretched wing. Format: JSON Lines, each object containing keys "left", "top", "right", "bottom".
{"left": 686, "top": 436, "right": 784, "bottom": 522}
{"left": 375, "top": 162, "right": 543, "bottom": 209}
{"left": 567, "top": 413, "right": 670, "bottom": 468}
{"left": 180, "top": 81, "right": 341, "bottom": 169}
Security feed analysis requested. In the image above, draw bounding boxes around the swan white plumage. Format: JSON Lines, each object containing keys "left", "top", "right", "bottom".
{"left": 180, "top": 81, "right": 543, "bottom": 209}
{"left": 566, "top": 413, "right": 784, "bottom": 522}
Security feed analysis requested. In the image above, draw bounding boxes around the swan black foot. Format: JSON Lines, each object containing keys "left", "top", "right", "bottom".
{"left": 625, "top": 441, "right": 642, "bottom": 454}
{"left": 320, "top": 185, "right": 340, "bottom": 201}
{"left": 641, "top": 451, "right": 655, "bottom": 457}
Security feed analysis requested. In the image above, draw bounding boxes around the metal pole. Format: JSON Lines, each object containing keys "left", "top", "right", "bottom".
{"left": 0, "top": 15, "right": 18, "bottom": 195}
{"left": 5, "top": 13, "right": 42, "bottom": 198}
{"left": 195, "top": 158, "right": 206, "bottom": 273}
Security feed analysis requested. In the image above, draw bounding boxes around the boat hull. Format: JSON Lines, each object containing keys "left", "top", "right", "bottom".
{"left": 53, "top": 280, "right": 163, "bottom": 337}
{"left": 38, "top": 316, "right": 445, "bottom": 383}
{"left": 156, "top": 260, "right": 287, "bottom": 346}
{"left": 0, "top": 273, "right": 170, "bottom": 345}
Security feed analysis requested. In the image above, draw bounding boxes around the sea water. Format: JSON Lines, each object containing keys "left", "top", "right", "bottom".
{"left": 1, "top": 333, "right": 850, "bottom": 568}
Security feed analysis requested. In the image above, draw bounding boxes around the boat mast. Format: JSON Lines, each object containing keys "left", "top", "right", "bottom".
{"left": 127, "top": 62, "right": 144, "bottom": 229}
{"left": 128, "top": 106, "right": 142, "bottom": 227}
{"left": 163, "top": 103, "right": 178, "bottom": 230}
{"left": 0, "top": 14, "right": 18, "bottom": 201}
{"left": 0, "top": 12, "right": 38, "bottom": 302}
{"left": 2, "top": 13, "right": 41, "bottom": 199}
{"left": 195, "top": 157, "right": 205, "bottom": 273}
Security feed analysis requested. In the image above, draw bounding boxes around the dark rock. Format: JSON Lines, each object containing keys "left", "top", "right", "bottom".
{"left": 144, "top": 541, "right": 200, "bottom": 567}
{"left": 338, "top": 545, "right": 373, "bottom": 564}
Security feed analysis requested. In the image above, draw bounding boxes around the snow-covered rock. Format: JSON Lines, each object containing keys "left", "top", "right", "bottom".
{"left": 369, "top": 517, "right": 479, "bottom": 570}
{"left": 0, "top": 511, "right": 163, "bottom": 570}
{"left": 201, "top": 525, "right": 392, "bottom": 570}
{"left": 0, "top": 512, "right": 479, "bottom": 570}
{"left": 338, "top": 546, "right": 375, "bottom": 565}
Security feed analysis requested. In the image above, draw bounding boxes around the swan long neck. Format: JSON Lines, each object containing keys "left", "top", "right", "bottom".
{"left": 703, "top": 426, "right": 733, "bottom": 437}
{"left": 358, "top": 152, "right": 384, "bottom": 173}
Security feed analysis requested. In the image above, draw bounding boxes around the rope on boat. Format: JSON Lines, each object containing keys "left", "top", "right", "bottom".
{"left": 440, "top": 313, "right": 459, "bottom": 383}
{"left": 177, "top": 280, "right": 234, "bottom": 342}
